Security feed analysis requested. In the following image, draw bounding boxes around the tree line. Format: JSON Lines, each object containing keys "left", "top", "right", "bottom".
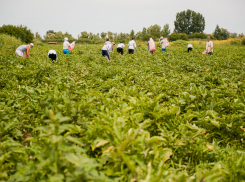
{"left": 1, "top": 9, "right": 244, "bottom": 43}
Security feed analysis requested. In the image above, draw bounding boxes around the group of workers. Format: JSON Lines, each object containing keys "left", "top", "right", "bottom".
{"left": 15, "top": 36, "right": 214, "bottom": 61}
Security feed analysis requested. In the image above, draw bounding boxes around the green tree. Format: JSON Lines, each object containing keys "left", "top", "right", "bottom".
{"left": 147, "top": 24, "right": 161, "bottom": 39}
{"left": 94, "top": 33, "right": 101, "bottom": 40}
{"left": 142, "top": 27, "right": 150, "bottom": 41}
{"left": 120, "top": 32, "right": 126, "bottom": 39}
{"left": 168, "top": 32, "right": 188, "bottom": 42}
{"left": 35, "top": 32, "right": 42, "bottom": 39}
{"left": 0, "top": 24, "right": 34, "bottom": 43}
{"left": 100, "top": 32, "right": 107, "bottom": 39}
{"left": 174, "top": 9, "right": 205, "bottom": 34}
{"left": 135, "top": 31, "right": 142, "bottom": 39}
{"left": 238, "top": 33, "right": 244, "bottom": 38}
{"left": 230, "top": 33, "right": 237, "bottom": 38}
{"left": 220, "top": 28, "right": 230, "bottom": 40}
{"left": 81, "top": 31, "right": 89, "bottom": 38}
{"left": 213, "top": 25, "right": 222, "bottom": 40}
{"left": 44, "top": 33, "right": 55, "bottom": 39}
{"left": 162, "top": 24, "right": 171, "bottom": 37}
{"left": 88, "top": 32, "right": 94, "bottom": 40}
{"left": 130, "top": 30, "right": 135, "bottom": 38}
{"left": 46, "top": 30, "right": 56, "bottom": 34}
{"left": 64, "top": 32, "right": 74, "bottom": 39}
{"left": 108, "top": 31, "right": 113, "bottom": 40}
{"left": 54, "top": 31, "right": 65, "bottom": 39}
{"left": 142, "top": 27, "right": 147, "bottom": 36}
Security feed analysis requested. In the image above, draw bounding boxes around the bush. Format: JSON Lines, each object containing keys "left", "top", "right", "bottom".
{"left": 188, "top": 33, "right": 207, "bottom": 39}
{"left": 242, "top": 38, "right": 245, "bottom": 46}
{"left": 171, "top": 40, "right": 188, "bottom": 47}
{"left": 168, "top": 32, "right": 188, "bottom": 42}
{"left": 0, "top": 25, "right": 34, "bottom": 43}
{"left": 0, "top": 33, "right": 22, "bottom": 51}
{"left": 42, "top": 39, "right": 77, "bottom": 43}
{"left": 230, "top": 39, "right": 241, "bottom": 45}
{"left": 142, "top": 34, "right": 151, "bottom": 41}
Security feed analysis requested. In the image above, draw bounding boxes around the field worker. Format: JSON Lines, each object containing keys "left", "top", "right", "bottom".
{"left": 187, "top": 44, "right": 193, "bottom": 52}
{"left": 48, "top": 50, "right": 58, "bottom": 61}
{"left": 63, "top": 37, "right": 71, "bottom": 55}
{"left": 128, "top": 38, "right": 137, "bottom": 54}
{"left": 147, "top": 39, "right": 150, "bottom": 51}
{"left": 206, "top": 36, "right": 213, "bottom": 55}
{"left": 104, "top": 38, "right": 111, "bottom": 45}
{"left": 102, "top": 42, "right": 113, "bottom": 61}
{"left": 15, "top": 43, "right": 34, "bottom": 57}
{"left": 159, "top": 37, "right": 166, "bottom": 52}
{"left": 111, "top": 42, "right": 116, "bottom": 51}
{"left": 117, "top": 42, "right": 125, "bottom": 55}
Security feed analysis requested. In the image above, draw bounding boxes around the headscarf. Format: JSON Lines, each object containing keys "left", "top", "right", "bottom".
{"left": 29, "top": 43, "right": 34, "bottom": 48}
{"left": 64, "top": 37, "right": 68, "bottom": 41}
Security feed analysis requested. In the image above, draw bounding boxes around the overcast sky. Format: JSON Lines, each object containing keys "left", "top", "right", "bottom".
{"left": 1, "top": 0, "right": 244, "bottom": 38}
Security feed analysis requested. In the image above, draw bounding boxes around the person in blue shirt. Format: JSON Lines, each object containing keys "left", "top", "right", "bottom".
{"left": 147, "top": 39, "right": 150, "bottom": 50}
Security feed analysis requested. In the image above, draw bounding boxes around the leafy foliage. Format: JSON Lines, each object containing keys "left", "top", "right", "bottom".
{"left": 214, "top": 25, "right": 231, "bottom": 40}
{"left": 1, "top": 37, "right": 245, "bottom": 181}
{"left": 0, "top": 25, "right": 34, "bottom": 43}
{"left": 44, "top": 31, "right": 74, "bottom": 40}
{"left": 174, "top": 9, "right": 205, "bottom": 34}
{"left": 168, "top": 32, "right": 188, "bottom": 41}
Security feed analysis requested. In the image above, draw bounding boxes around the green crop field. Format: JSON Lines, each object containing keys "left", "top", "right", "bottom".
{"left": 1, "top": 35, "right": 245, "bottom": 182}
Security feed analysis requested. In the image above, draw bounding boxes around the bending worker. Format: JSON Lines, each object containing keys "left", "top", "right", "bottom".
{"left": 117, "top": 42, "right": 125, "bottom": 55}
{"left": 63, "top": 37, "right": 71, "bottom": 55}
{"left": 15, "top": 43, "right": 34, "bottom": 57}
{"left": 187, "top": 44, "right": 193, "bottom": 52}
{"left": 48, "top": 50, "right": 58, "bottom": 61}
{"left": 102, "top": 41, "right": 115, "bottom": 61}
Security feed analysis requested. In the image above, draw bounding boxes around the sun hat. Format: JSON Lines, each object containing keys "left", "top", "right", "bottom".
{"left": 112, "top": 42, "right": 115, "bottom": 45}
{"left": 30, "top": 43, "right": 34, "bottom": 46}
{"left": 160, "top": 36, "right": 163, "bottom": 39}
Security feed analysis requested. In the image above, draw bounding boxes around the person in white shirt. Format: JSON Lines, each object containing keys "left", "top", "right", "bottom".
{"left": 159, "top": 37, "right": 166, "bottom": 52}
{"left": 102, "top": 40, "right": 114, "bottom": 61}
{"left": 15, "top": 43, "right": 34, "bottom": 57}
{"left": 187, "top": 44, "right": 193, "bottom": 53}
{"left": 128, "top": 38, "right": 137, "bottom": 54}
{"left": 117, "top": 42, "right": 125, "bottom": 55}
{"left": 63, "top": 37, "right": 71, "bottom": 55}
{"left": 206, "top": 36, "right": 213, "bottom": 55}
{"left": 48, "top": 50, "right": 58, "bottom": 61}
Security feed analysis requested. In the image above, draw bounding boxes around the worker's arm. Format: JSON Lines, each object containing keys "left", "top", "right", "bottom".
{"left": 26, "top": 46, "right": 30, "bottom": 57}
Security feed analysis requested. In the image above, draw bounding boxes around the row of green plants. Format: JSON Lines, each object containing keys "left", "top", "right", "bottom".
{"left": 0, "top": 34, "right": 245, "bottom": 181}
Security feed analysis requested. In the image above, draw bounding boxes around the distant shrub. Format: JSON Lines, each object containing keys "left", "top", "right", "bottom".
{"left": 242, "top": 38, "right": 245, "bottom": 46}
{"left": 171, "top": 40, "right": 188, "bottom": 47}
{"left": 0, "top": 25, "right": 34, "bottom": 43}
{"left": 142, "top": 34, "right": 151, "bottom": 41}
{"left": 0, "top": 33, "right": 22, "bottom": 51}
{"left": 188, "top": 33, "right": 216, "bottom": 41}
{"left": 230, "top": 39, "right": 241, "bottom": 45}
{"left": 42, "top": 39, "right": 77, "bottom": 43}
{"left": 188, "top": 33, "right": 206, "bottom": 39}
{"left": 168, "top": 33, "right": 188, "bottom": 42}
